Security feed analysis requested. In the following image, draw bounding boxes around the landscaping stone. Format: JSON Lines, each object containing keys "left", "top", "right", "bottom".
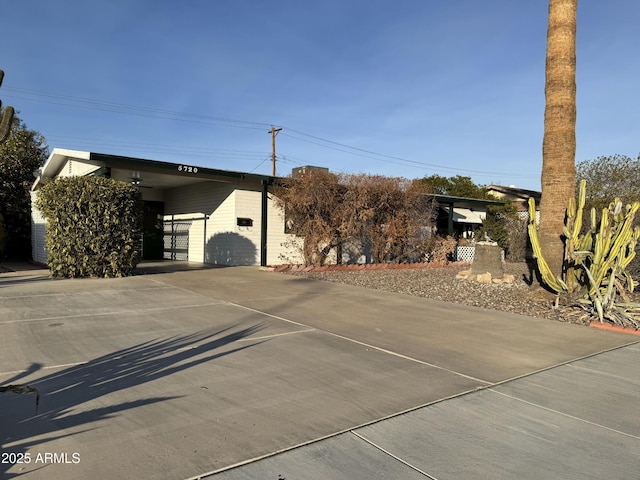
{"left": 476, "top": 272, "right": 492, "bottom": 284}
{"left": 471, "top": 242, "right": 504, "bottom": 279}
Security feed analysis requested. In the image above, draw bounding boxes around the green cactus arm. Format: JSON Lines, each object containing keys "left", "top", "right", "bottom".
{"left": 590, "top": 204, "right": 638, "bottom": 295}
{"left": 527, "top": 197, "right": 567, "bottom": 293}
{"left": 572, "top": 179, "right": 586, "bottom": 242}
{"left": 580, "top": 263, "right": 606, "bottom": 322}
{"left": 623, "top": 270, "right": 635, "bottom": 293}
{"left": 593, "top": 209, "right": 611, "bottom": 267}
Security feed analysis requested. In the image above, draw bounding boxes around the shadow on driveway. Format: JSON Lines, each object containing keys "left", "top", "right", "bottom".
{"left": 0, "top": 323, "right": 266, "bottom": 479}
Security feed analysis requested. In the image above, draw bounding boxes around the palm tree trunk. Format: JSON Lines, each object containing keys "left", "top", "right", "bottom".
{"left": 539, "top": 0, "right": 578, "bottom": 279}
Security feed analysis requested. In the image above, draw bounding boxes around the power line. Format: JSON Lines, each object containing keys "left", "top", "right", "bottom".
{"left": 5, "top": 85, "right": 538, "bottom": 179}
{"left": 281, "top": 128, "right": 536, "bottom": 178}
{"left": 3, "top": 86, "right": 270, "bottom": 131}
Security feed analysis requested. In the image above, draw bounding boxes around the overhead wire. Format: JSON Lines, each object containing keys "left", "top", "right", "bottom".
{"left": 3, "top": 87, "right": 269, "bottom": 131}
{"left": 4, "top": 85, "right": 537, "bottom": 179}
{"left": 281, "top": 128, "right": 536, "bottom": 178}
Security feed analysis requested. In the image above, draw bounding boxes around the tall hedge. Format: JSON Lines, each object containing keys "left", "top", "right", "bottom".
{"left": 35, "top": 176, "right": 143, "bottom": 278}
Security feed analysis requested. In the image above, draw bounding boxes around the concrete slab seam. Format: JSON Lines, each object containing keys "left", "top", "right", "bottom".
{"left": 0, "top": 361, "right": 88, "bottom": 377}
{"left": 487, "top": 338, "right": 640, "bottom": 388}
{"left": 0, "top": 285, "right": 178, "bottom": 300}
{"left": 0, "top": 301, "right": 226, "bottom": 325}
{"left": 187, "top": 385, "right": 487, "bottom": 480}
{"left": 235, "top": 328, "right": 316, "bottom": 342}
{"left": 488, "top": 389, "right": 640, "bottom": 440}
{"left": 188, "top": 336, "right": 640, "bottom": 478}
{"left": 565, "top": 361, "right": 640, "bottom": 383}
{"left": 0, "top": 334, "right": 314, "bottom": 379}
{"left": 350, "top": 430, "right": 439, "bottom": 479}
{"left": 190, "top": 342, "right": 640, "bottom": 480}
{"left": 321, "top": 331, "right": 491, "bottom": 384}
{"left": 223, "top": 301, "right": 491, "bottom": 385}
{"left": 221, "top": 301, "right": 320, "bottom": 329}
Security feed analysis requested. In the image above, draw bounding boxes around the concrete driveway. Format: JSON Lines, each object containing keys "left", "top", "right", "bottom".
{"left": 1, "top": 262, "right": 638, "bottom": 479}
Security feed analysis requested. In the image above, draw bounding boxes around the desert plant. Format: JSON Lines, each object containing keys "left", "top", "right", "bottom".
{"left": 35, "top": 176, "right": 143, "bottom": 278}
{"left": 428, "top": 235, "right": 457, "bottom": 264}
{"left": 274, "top": 172, "right": 434, "bottom": 266}
{"left": 503, "top": 215, "right": 530, "bottom": 261}
{"left": 528, "top": 179, "right": 640, "bottom": 327}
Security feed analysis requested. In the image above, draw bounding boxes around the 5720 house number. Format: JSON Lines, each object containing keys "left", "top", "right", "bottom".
{"left": 177, "top": 165, "right": 198, "bottom": 173}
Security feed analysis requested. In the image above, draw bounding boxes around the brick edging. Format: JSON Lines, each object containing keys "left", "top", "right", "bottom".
{"left": 589, "top": 321, "right": 640, "bottom": 335}
{"left": 269, "top": 261, "right": 470, "bottom": 273}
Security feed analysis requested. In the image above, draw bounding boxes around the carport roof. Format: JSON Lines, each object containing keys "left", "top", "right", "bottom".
{"left": 32, "top": 149, "right": 280, "bottom": 190}
{"left": 430, "top": 193, "right": 504, "bottom": 208}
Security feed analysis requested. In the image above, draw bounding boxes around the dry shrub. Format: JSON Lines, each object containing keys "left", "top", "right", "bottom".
{"left": 429, "top": 235, "right": 457, "bottom": 264}
{"left": 274, "top": 172, "right": 435, "bottom": 265}
{"left": 504, "top": 215, "right": 530, "bottom": 261}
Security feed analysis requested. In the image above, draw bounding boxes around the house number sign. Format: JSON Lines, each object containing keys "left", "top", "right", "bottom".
{"left": 177, "top": 165, "right": 199, "bottom": 173}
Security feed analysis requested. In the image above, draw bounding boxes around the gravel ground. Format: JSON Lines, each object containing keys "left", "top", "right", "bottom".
{"left": 287, "top": 261, "right": 640, "bottom": 326}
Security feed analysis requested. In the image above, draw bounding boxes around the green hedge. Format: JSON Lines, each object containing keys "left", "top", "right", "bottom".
{"left": 35, "top": 176, "right": 143, "bottom": 278}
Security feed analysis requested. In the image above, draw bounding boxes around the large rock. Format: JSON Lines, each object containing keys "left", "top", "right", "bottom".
{"left": 476, "top": 272, "right": 492, "bottom": 283}
{"left": 471, "top": 242, "right": 503, "bottom": 279}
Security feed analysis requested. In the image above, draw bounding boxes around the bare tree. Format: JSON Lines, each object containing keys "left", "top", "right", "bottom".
{"left": 274, "top": 172, "right": 434, "bottom": 266}
{"left": 274, "top": 169, "right": 348, "bottom": 266}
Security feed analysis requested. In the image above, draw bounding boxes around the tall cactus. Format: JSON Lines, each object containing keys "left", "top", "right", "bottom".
{"left": 0, "top": 69, "right": 15, "bottom": 143}
{"left": 528, "top": 179, "right": 640, "bottom": 328}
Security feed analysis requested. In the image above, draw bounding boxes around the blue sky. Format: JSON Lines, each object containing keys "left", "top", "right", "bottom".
{"left": 2, "top": 1, "right": 639, "bottom": 190}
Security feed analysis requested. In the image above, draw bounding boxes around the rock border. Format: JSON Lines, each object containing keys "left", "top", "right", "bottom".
{"left": 456, "top": 269, "right": 515, "bottom": 284}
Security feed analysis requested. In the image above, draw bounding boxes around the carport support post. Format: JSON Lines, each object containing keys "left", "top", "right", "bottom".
{"left": 447, "top": 201, "right": 454, "bottom": 236}
{"left": 260, "top": 179, "right": 268, "bottom": 267}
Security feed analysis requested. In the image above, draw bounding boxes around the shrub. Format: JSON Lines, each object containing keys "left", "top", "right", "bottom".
{"left": 503, "top": 215, "right": 530, "bottom": 261}
{"left": 428, "top": 235, "right": 457, "bottom": 264}
{"left": 274, "top": 172, "right": 435, "bottom": 266}
{"left": 35, "top": 176, "right": 143, "bottom": 278}
{"left": 529, "top": 180, "right": 640, "bottom": 328}
{"left": 476, "top": 212, "right": 510, "bottom": 250}
{"left": 475, "top": 201, "right": 519, "bottom": 255}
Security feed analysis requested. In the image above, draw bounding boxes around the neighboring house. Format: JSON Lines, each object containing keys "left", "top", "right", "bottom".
{"left": 31, "top": 149, "right": 302, "bottom": 267}
{"left": 431, "top": 194, "right": 504, "bottom": 239}
{"left": 486, "top": 184, "right": 541, "bottom": 219}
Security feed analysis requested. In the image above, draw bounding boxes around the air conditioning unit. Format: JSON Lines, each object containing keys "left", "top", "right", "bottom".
{"left": 291, "top": 166, "right": 329, "bottom": 178}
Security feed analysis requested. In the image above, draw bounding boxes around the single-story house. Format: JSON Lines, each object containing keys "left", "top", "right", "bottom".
{"left": 432, "top": 194, "right": 505, "bottom": 238}
{"left": 486, "top": 184, "right": 541, "bottom": 214}
{"left": 31, "top": 149, "right": 302, "bottom": 267}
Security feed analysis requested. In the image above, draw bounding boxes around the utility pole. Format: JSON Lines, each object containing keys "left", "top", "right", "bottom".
{"left": 268, "top": 126, "right": 282, "bottom": 176}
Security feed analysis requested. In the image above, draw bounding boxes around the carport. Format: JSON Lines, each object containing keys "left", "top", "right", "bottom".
{"left": 432, "top": 193, "right": 504, "bottom": 237}
{"left": 31, "top": 149, "right": 297, "bottom": 267}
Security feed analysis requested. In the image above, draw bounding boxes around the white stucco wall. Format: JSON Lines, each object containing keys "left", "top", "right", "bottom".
{"left": 30, "top": 162, "right": 302, "bottom": 267}
{"left": 162, "top": 181, "right": 301, "bottom": 266}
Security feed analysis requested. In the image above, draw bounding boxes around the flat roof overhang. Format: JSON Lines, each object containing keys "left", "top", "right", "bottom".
{"left": 32, "top": 149, "right": 279, "bottom": 191}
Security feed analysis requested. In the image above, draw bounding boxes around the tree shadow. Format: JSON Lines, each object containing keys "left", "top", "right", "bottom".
{"left": 0, "top": 275, "right": 53, "bottom": 288}
{"left": 0, "top": 323, "right": 266, "bottom": 478}
{"left": 523, "top": 258, "right": 538, "bottom": 286}
{"left": 205, "top": 232, "right": 258, "bottom": 266}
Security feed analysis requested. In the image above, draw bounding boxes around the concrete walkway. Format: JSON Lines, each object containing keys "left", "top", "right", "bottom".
{"left": 0, "top": 263, "right": 638, "bottom": 479}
